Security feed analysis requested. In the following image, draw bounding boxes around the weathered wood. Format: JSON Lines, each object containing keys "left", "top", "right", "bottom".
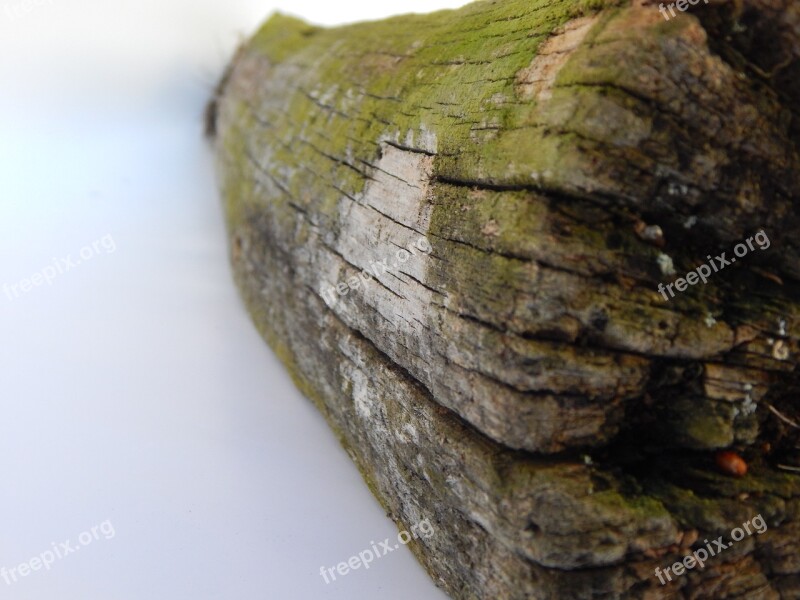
{"left": 209, "top": 0, "right": 800, "bottom": 597}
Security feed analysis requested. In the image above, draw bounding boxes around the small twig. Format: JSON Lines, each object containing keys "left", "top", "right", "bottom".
{"left": 777, "top": 464, "right": 800, "bottom": 473}
{"left": 767, "top": 403, "right": 800, "bottom": 429}
{"left": 751, "top": 267, "right": 783, "bottom": 286}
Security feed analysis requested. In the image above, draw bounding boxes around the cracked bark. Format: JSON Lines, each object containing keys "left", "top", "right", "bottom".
{"left": 209, "top": 0, "right": 800, "bottom": 597}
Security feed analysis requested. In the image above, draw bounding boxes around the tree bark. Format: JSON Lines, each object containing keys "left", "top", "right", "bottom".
{"left": 209, "top": 0, "right": 800, "bottom": 597}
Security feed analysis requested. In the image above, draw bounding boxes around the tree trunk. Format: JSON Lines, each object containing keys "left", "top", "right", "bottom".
{"left": 208, "top": 0, "right": 800, "bottom": 597}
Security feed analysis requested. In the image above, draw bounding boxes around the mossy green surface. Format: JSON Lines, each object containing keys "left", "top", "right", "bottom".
{"left": 227, "top": 0, "right": 622, "bottom": 229}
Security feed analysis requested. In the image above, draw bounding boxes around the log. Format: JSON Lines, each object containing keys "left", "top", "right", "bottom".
{"left": 208, "top": 0, "right": 800, "bottom": 597}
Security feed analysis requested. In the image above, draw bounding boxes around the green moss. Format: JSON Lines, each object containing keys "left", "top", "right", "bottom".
{"left": 649, "top": 482, "right": 731, "bottom": 531}
{"left": 230, "top": 0, "right": 616, "bottom": 224}
{"left": 593, "top": 488, "right": 671, "bottom": 521}
{"left": 248, "top": 13, "right": 323, "bottom": 62}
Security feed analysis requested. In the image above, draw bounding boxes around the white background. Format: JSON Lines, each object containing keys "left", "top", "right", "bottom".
{"left": 0, "top": 1, "right": 464, "bottom": 598}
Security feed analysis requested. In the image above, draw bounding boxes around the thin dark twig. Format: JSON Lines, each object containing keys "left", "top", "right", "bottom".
{"left": 767, "top": 403, "right": 800, "bottom": 429}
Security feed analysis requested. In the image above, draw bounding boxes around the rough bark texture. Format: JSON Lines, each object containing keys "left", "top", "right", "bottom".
{"left": 209, "top": 0, "right": 800, "bottom": 597}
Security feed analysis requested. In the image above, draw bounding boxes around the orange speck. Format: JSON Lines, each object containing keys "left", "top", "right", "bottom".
{"left": 715, "top": 450, "right": 748, "bottom": 477}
